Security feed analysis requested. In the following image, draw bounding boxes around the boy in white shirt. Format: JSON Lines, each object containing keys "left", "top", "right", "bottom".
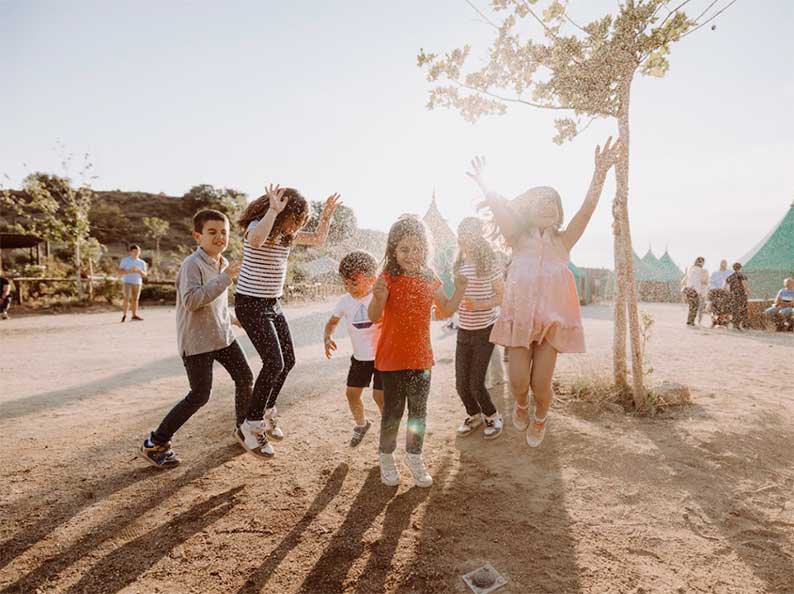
{"left": 323, "top": 251, "right": 384, "bottom": 447}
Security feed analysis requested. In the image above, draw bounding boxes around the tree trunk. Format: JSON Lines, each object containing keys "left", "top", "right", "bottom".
{"left": 155, "top": 239, "right": 161, "bottom": 279}
{"left": 75, "top": 239, "right": 83, "bottom": 300}
{"left": 88, "top": 257, "right": 94, "bottom": 302}
{"left": 615, "top": 75, "right": 646, "bottom": 408}
{"left": 611, "top": 215, "right": 628, "bottom": 387}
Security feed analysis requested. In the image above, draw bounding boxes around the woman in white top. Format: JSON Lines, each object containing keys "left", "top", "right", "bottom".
{"left": 234, "top": 184, "right": 340, "bottom": 457}
{"left": 453, "top": 217, "right": 505, "bottom": 440}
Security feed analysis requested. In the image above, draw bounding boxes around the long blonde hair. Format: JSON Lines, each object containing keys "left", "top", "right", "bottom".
{"left": 454, "top": 217, "right": 496, "bottom": 277}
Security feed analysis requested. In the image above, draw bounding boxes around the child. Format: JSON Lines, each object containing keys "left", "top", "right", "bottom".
{"left": 323, "top": 250, "right": 385, "bottom": 446}
{"left": 118, "top": 244, "right": 148, "bottom": 322}
{"left": 234, "top": 184, "right": 340, "bottom": 456}
{"left": 139, "top": 209, "right": 255, "bottom": 467}
{"left": 466, "top": 138, "right": 621, "bottom": 448}
{"left": 725, "top": 262, "right": 751, "bottom": 331}
{"left": 453, "top": 217, "right": 505, "bottom": 439}
{"left": 368, "top": 216, "right": 468, "bottom": 487}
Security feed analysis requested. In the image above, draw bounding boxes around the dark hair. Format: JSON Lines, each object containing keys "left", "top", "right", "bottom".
{"left": 238, "top": 188, "right": 309, "bottom": 247}
{"left": 193, "top": 209, "right": 228, "bottom": 233}
{"left": 732, "top": 262, "right": 742, "bottom": 271}
{"left": 454, "top": 217, "right": 496, "bottom": 278}
{"left": 339, "top": 250, "right": 379, "bottom": 280}
{"left": 383, "top": 216, "right": 434, "bottom": 279}
{"left": 128, "top": 244, "right": 140, "bottom": 251}
{"left": 694, "top": 256, "right": 705, "bottom": 266}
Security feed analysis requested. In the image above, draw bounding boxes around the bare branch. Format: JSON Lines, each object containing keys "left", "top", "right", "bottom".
{"left": 691, "top": 0, "right": 719, "bottom": 22}
{"left": 657, "top": 0, "right": 694, "bottom": 29}
{"left": 449, "top": 78, "right": 577, "bottom": 111}
{"left": 681, "top": 0, "right": 738, "bottom": 36}
{"left": 463, "top": 0, "right": 499, "bottom": 30}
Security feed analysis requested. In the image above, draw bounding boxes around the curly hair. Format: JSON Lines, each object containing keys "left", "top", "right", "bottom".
{"left": 382, "top": 216, "right": 434, "bottom": 279}
{"left": 338, "top": 250, "right": 379, "bottom": 280}
{"left": 238, "top": 187, "right": 309, "bottom": 247}
{"left": 453, "top": 217, "right": 496, "bottom": 278}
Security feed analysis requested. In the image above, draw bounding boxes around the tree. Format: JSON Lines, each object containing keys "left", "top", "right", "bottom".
{"left": 417, "top": 0, "right": 735, "bottom": 408}
{"left": 182, "top": 184, "right": 247, "bottom": 220}
{"left": 143, "top": 216, "right": 170, "bottom": 276}
{"left": 1, "top": 170, "right": 94, "bottom": 298}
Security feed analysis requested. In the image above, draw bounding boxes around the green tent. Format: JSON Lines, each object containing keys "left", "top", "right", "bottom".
{"left": 658, "top": 249, "right": 684, "bottom": 283}
{"left": 740, "top": 202, "right": 794, "bottom": 298}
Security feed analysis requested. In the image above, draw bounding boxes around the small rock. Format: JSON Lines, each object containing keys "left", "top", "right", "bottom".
{"left": 654, "top": 381, "right": 691, "bottom": 406}
{"left": 472, "top": 567, "right": 496, "bottom": 588}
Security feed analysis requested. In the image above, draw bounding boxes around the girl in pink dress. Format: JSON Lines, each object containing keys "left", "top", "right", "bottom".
{"left": 466, "top": 137, "right": 621, "bottom": 447}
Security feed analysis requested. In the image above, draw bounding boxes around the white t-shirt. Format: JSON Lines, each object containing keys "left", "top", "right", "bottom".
{"left": 332, "top": 293, "right": 381, "bottom": 361}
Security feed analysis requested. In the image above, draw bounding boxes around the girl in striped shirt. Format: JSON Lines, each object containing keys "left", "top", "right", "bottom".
{"left": 234, "top": 184, "right": 341, "bottom": 458}
{"left": 453, "top": 217, "right": 505, "bottom": 440}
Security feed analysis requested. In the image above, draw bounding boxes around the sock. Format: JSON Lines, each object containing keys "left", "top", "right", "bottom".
{"left": 355, "top": 418, "right": 369, "bottom": 428}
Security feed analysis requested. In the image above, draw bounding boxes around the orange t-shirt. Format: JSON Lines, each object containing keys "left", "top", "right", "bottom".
{"left": 374, "top": 272, "right": 442, "bottom": 372}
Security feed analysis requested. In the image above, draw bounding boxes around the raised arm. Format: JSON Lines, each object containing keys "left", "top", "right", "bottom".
{"left": 466, "top": 156, "right": 519, "bottom": 243}
{"left": 433, "top": 274, "right": 469, "bottom": 319}
{"left": 368, "top": 273, "right": 389, "bottom": 323}
{"left": 561, "top": 137, "right": 621, "bottom": 252}
{"left": 296, "top": 194, "right": 342, "bottom": 246}
{"left": 247, "top": 184, "right": 288, "bottom": 248}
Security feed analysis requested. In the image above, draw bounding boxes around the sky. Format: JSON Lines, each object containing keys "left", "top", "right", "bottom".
{"left": 2, "top": 0, "right": 793, "bottom": 271}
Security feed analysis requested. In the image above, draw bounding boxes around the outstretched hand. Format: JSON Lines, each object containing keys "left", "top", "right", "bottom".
{"left": 266, "top": 184, "right": 288, "bottom": 213}
{"left": 594, "top": 136, "right": 622, "bottom": 175}
{"left": 321, "top": 193, "right": 342, "bottom": 222}
{"left": 466, "top": 156, "right": 488, "bottom": 193}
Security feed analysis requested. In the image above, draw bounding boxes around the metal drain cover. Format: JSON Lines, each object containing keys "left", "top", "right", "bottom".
{"left": 462, "top": 563, "right": 507, "bottom": 594}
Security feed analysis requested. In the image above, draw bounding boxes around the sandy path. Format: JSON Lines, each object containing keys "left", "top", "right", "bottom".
{"left": 1, "top": 301, "right": 792, "bottom": 594}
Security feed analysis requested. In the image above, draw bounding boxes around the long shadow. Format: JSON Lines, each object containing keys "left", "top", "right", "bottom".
{"left": 235, "top": 463, "right": 350, "bottom": 594}
{"left": 1, "top": 442, "right": 244, "bottom": 594}
{"left": 0, "top": 466, "right": 154, "bottom": 572}
{"left": 399, "top": 433, "right": 583, "bottom": 593}
{"left": 351, "top": 456, "right": 453, "bottom": 594}
{"left": 638, "top": 414, "right": 794, "bottom": 593}
{"left": 295, "top": 468, "right": 399, "bottom": 594}
{"left": 1, "top": 308, "right": 336, "bottom": 421}
{"left": 61, "top": 486, "right": 244, "bottom": 594}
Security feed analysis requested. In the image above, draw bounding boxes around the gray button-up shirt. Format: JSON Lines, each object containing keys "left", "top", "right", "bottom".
{"left": 176, "top": 248, "right": 236, "bottom": 357}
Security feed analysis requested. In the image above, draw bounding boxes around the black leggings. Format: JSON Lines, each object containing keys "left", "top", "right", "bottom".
{"left": 455, "top": 325, "right": 497, "bottom": 417}
{"left": 379, "top": 369, "right": 431, "bottom": 455}
{"left": 152, "top": 340, "right": 253, "bottom": 444}
{"left": 235, "top": 294, "right": 296, "bottom": 420}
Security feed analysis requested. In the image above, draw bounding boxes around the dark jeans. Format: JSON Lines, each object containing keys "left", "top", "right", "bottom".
{"left": 0, "top": 295, "right": 10, "bottom": 314}
{"left": 684, "top": 288, "right": 700, "bottom": 325}
{"left": 152, "top": 340, "right": 253, "bottom": 444}
{"left": 235, "top": 294, "right": 296, "bottom": 420}
{"left": 379, "top": 369, "right": 431, "bottom": 455}
{"left": 456, "top": 325, "right": 497, "bottom": 417}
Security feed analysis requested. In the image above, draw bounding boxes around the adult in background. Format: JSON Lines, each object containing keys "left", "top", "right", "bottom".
{"left": 725, "top": 262, "right": 751, "bottom": 331}
{"left": 707, "top": 259, "right": 732, "bottom": 326}
{"left": 681, "top": 256, "right": 708, "bottom": 326}
{"left": 118, "top": 244, "right": 148, "bottom": 322}
{"left": 0, "top": 273, "right": 11, "bottom": 320}
{"left": 764, "top": 277, "right": 794, "bottom": 331}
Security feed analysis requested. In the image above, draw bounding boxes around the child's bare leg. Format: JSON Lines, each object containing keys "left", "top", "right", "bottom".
{"left": 121, "top": 293, "right": 129, "bottom": 317}
{"left": 372, "top": 388, "right": 384, "bottom": 414}
{"left": 346, "top": 386, "right": 366, "bottom": 426}
{"left": 508, "top": 346, "right": 532, "bottom": 424}
{"left": 529, "top": 341, "right": 558, "bottom": 419}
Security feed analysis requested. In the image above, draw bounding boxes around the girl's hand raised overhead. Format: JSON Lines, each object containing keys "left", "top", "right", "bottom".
{"left": 321, "top": 193, "right": 342, "bottom": 221}
{"left": 466, "top": 156, "right": 488, "bottom": 195}
{"left": 266, "top": 184, "right": 288, "bottom": 213}
{"left": 594, "top": 137, "right": 622, "bottom": 175}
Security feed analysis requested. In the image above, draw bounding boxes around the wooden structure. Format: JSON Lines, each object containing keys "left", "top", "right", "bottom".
{"left": 0, "top": 233, "right": 48, "bottom": 271}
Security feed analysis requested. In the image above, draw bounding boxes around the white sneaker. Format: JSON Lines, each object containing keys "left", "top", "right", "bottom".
{"left": 235, "top": 419, "right": 275, "bottom": 458}
{"left": 265, "top": 407, "right": 284, "bottom": 441}
{"left": 379, "top": 452, "right": 401, "bottom": 486}
{"left": 404, "top": 453, "right": 433, "bottom": 488}
{"left": 456, "top": 414, "right": 483, "bottom": 436}
{"left": 483, "top": 414, "right": 503, "bottom": 440}
{"left": 526, "top": 415, "right": 548, "bottom": 448}
{"left": 512, "top": 401, "right": 530, "bottom": 431}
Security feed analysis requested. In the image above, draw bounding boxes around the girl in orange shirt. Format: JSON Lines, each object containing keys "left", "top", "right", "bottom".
{"left": 368, "top": 216, "right": 468, "bottom": 487}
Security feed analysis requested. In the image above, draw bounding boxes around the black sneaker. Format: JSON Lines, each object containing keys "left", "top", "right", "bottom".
{"left": 138, "top": 438, "right": 181, "bottom": 468}
{"left": 121, "top": 315, "right": 126, "bottom": 323}
{"left": 350, "top": 419, "right": 372, "bottom": 447}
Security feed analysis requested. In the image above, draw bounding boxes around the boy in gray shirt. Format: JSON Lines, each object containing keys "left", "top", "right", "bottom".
{"left": 139, "top": 209, "right": 273, "bottom": 468}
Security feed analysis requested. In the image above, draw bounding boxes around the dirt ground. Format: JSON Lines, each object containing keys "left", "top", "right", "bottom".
{"left": 1, "top": 300, "right": 792, "bottom": 594}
